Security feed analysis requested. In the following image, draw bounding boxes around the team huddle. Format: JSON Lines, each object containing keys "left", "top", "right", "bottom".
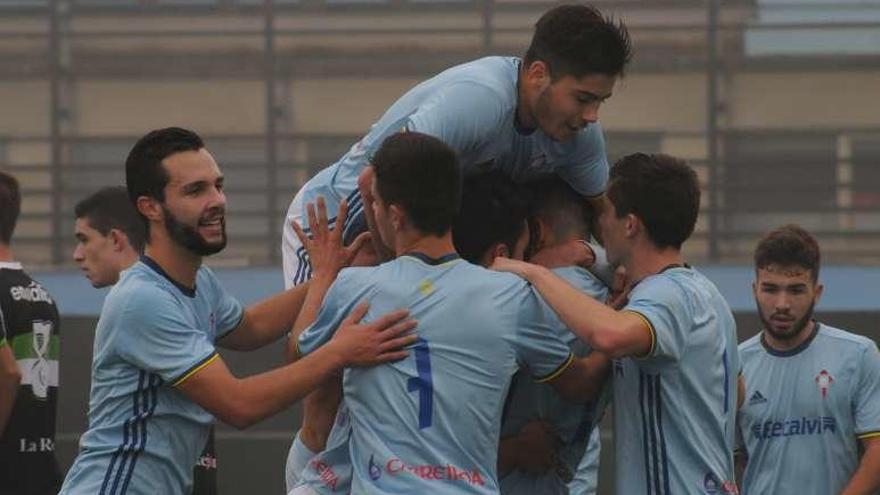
{"left": 0, "top": 3, "right": 878, "bottom": 495}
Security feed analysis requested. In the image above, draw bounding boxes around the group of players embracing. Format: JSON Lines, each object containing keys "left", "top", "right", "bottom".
{"left": 39, "top": 3, "right": 879, "bottom": 495}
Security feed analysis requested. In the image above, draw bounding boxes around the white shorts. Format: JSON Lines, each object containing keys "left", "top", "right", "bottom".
{"left": 285, "top": 431, "right": 318, "bottom": 492}
{"left": 287, "top": 485, "right": 321, "bottom": 495}
{"left": 281, "top": 186, "right": 366, "bottom": 289}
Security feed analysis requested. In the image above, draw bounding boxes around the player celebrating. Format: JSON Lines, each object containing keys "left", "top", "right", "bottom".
{"left": 493, "top": 153, "right": 741, "bottom": 494}
{"left": 497, "top": 177, "right": 610, "bottom": 495}
{"left": 282, "top": 3, "right": 630, "bottom": 286}
{"left": 281, "top": 6, "right": 629, "bottom": 481}
{"left": 59, "top": 127, "right": 417, "bottom": 495}
{"left": 290, "top": 132, "right": 604, "bottom": 494}
{"left": 737, "top": 225, "right": 880, "bottom": 494}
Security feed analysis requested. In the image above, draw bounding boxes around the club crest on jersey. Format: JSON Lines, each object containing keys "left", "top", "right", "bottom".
{"left": 815, "top": 370, "right": 834, "bottom": 398}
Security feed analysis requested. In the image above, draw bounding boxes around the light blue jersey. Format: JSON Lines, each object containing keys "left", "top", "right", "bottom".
{"left": 283, "top": 56, "right": 608, "bottom": 286}
{"left": 499, "top": 266, "right": 609, "bottom": 495}
{"left": 297, "top": 253, "right": 574, "bottom": 494}
{"left": 60, "top": 257, "right": 243, "bottom": 495}
{"left": 568, "top": 427, "right": 601, "bottom": 495}
{"left": 612, "top": 266, "right": 740, "bottom": 495}
{"left": 738, "top": 323, "right": 880, "bottom": 495}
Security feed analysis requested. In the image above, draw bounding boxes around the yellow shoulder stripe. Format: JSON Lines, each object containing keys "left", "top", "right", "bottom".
{"left": 173, "top": 353, "right": 219, "bottom": 387}
{"left": 623, "top": 310, "right": 656, "bottom": 359}
{"left": 535, "top": 353, "right": 575, "bottom": 384}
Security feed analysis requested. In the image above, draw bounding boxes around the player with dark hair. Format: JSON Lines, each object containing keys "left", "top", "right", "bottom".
{"left": 737, "top": 224, "right": 880, "bottom": 495}
{"left": 282, "top": 8, "right": 630, "bottom": 477}
{"left": 73, "top": 186, "right": 146, "bottom": 288}
{"left": 282, "top": 2, "right": 631, "bottom": 285}
{"left": 0, "top": 170, "right": 64, "bottom": 495}
{"left": 58, "top": 127, "right": 417, "bottom": 495}
{"left": 73, "top": 184, "right": 221, "bottom": 494}
{"left": 498, "top": 177, "right": 610, "bottom": 495}
{"left": 494, "top": 153, "right": 741, "bottom": 494}
{"left": 452, "top": 170, "right": 532, "bottom": 265}
{"left": 288, "top": 132, "right": 605, "bottom": 494}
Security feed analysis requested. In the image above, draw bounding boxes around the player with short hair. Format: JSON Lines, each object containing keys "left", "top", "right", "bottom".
{"left": 452, "top": 170, "right": 533, "bottom": 265}
{"left": 73, "top": 186, "right": 146, "bottom": 288}
{"left": 494, "top": 153, "right": 741, "bottom": 494}
{"left": 736, "top": 225, "right": 880, "bottom": 495}
{"left": 497, "top": 177, "right": 610, "bottom": 495}
{"left": 289, "top": 132, "right": 605, "bottom": 494}
{"left": 282, "top": 2, "right": 630, "bottom": 286}
{"left": 282, "top": 6, "right": 630, "bottom": 477}
{"left": 58, "top": 127, "right": 417, "bottom": 495}
{"left": 73, "top": 184, "right": 221, "bottom": 494}
{"left": 287, "top": 170, "right": 532, "bottom": 495}
{"left": 0, "top": 171, "right": 63, "bottom": 495}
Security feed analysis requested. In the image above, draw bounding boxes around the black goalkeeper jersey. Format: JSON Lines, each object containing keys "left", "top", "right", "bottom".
{"left": 0, "top": 262, "right": 62, "bottom": 495}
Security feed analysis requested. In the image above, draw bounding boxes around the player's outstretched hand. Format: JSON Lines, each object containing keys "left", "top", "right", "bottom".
{"left": 290, "top": 196, "right": 371, "bottom": 279}
{"left": 330, "top": 302, "right": 418, "bottom": 368}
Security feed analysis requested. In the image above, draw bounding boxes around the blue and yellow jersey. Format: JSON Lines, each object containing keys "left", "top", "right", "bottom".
{"left": 297, "top": 253, "right": 573, "bottom": 494}
{"left": 612, "top": 266, "right": 740, "bottom": 495}
{"left": 499, "top": 266, "right": 610, "bottom": 495}
{"left": 738, "top": 323, "right": 880, "bottom": 495}
{"left": 60, "top": 257, "right": 243, "bottom": 495}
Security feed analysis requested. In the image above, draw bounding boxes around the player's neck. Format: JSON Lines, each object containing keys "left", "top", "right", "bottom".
{"left": 143, "top": 236, "right": 201, "bottom": 290}
{"left": 395, "top": 231, "right": 456, "bottom": 260}
{"left": 624, "top": 243, "right": 685, "bottom": 285}
{"left": 0, "top": 243, "right": 13, "bottom": 262}
{"left": 763, "top": 319, "right": 817, "bottom": 352}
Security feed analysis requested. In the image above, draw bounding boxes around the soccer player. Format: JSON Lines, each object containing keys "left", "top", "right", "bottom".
{"left": 281, "top": 4, "right": 629, "bottom": 478}
{"left": 73, "top": 186, "right": 145, "bottom": 288}
{"left": 286, "top": 170, "right": 531, "bottom": 495}
{"left": 736, "top": 225, "right": 880, "bottom": 495}
{"left": 0, "top": 171, "right": 63, "bottom": 494}
{"left": 73, "top": 185, "right": 221, "bottom": 495}
{"left": 281, "top": 3, "right": 631, "bottom": 286}
{"left": 58, "top": 127, "right": 417, "bottom": 495}
{"left": 497, "top": 177, "right": 610, "bottom": 495}
{"left": 493, "top": 153, "right": 741, "bottom": 494}
{"left": 289, "top": 132, "right": 604, "bottom": 494}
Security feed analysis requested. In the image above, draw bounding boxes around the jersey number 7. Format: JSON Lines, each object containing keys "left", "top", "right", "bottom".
{"left": 407, "top": 338, "right": 433, "bottom": 429}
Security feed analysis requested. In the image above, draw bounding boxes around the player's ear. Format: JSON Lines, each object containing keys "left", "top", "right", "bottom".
{"left": 136, "top": 196, "right": 163, "bottom": 224}
{"left": 108, "top": 229, "right": 133, "bottom": 253}
{"left": 524, "top": 60, "right": 551, "bottom": 90}
{"left": 389, "top": 204, "right": 404, "bottom": 231}
{"left": 813, "top": 282, "right": 824, "bottom": 303}
{"left": 624, "top": 213, "right": 640, "bottom": 239}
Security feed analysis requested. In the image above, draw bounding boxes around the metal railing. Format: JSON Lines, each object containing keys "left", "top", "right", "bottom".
{"left": 1, "top": 0, "right": 879, "bottom": 266}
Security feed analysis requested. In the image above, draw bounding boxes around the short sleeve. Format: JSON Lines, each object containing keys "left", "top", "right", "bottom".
{"left": 297, "top": 275, "right": 357, "bottom": 357}
{"left": 624, "top": 277, "right": 693, "bottom": 366}
{"left": 199, "top": 267, "right": 244, "bottom": 339}
{"left": 115, "top": 287, "right": 218, "bottom": 387}
{"left": 514, "top": 287, "right": 574, "bottom": 383}
{"left": 854, "top": 343, "right": 880, "bottom": 439}
{"left": 214, "top": 287, "right": 244, "bottom": 340}
{"left": 406, "top": 82, "right": 505, "bottom": 156}
{"left": 555, "top": 123, "right": 609, "bottom": 198}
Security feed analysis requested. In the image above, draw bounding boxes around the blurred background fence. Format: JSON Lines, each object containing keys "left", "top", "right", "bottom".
{"left": 2, "top": 0, "right": 880, "bottom": 268}
{"left": 2, "top": 1, "right": 880, "bottom": 493}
